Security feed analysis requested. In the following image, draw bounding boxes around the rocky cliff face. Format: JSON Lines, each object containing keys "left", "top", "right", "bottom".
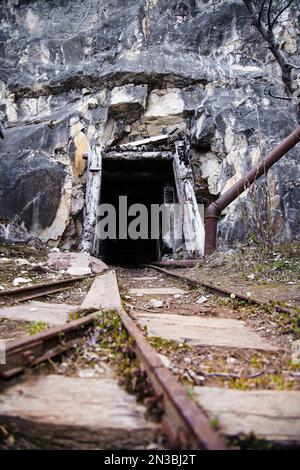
{"left": 0, "top": 0, "right": 299, "bottom": 249}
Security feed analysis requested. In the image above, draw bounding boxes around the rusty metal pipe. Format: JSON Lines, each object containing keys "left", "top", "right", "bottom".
{"left": 205, "top": 125, "right": 300, "bottom": 254}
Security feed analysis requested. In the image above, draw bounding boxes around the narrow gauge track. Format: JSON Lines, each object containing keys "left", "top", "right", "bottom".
{"left": 0, "top": 275, "right": 95, "bottom": 303}
{"left": 0, "top": 270, "right": 226, "bottom": 450}
{"left": 117, "top": 266, "right": 300, "bottom": 449}
{"left": 145, "top": 264, "right": 296, "bottom": 315}
{"left": 0, "top": 309, "right": 99, "bottom": 379}
{"left": 1, "top": 266, "right": 299, "bottom": 449}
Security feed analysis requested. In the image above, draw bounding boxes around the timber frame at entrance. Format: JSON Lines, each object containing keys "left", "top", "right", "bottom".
{"left": 81, "top": 135, "right": 205, "bottom": 263}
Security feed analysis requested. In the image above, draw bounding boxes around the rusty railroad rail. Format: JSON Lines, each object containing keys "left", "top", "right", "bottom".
{"left": 0, "top": 275, "right": 95, "bottom": 303}
{"left": 0, "top": 310, "right": 99, "bottom": 379}
{"left": 0, "top": 272, "right": 227, "bottom": 450}
{"left": 145, "top": 264, "right": 296, "bottom": 315}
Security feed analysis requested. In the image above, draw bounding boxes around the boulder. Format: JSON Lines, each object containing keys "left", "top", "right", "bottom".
{"left": 47, "top": 252, "right": 108, "bottom": 276}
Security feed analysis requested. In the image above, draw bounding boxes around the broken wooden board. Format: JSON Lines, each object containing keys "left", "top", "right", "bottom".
{"left": 0, "top": 302, "right": 79, "bottom": 326}
{"left": 173, "top": 141, "right": 205, "bottom": 257}
{"left": 81, "top": 271, "right": 122, "bottom": 311}
{"left": 131, "top": 276, "right": 159, "bottom": 281}
{"left": 133, "top": 313, "right": 277, "bottom": 351}
{"left": 81, "top": 143, "right": 102, "bottom": 253}
{"left": 128, "top": 287, "right": 186, "bottom": 296}
{"left": 103, "top": 151, "right": 172, "bottom": 161}
{"left": 194, "top": 387, "right": 300, "bottom": 446}
{"left": 120, "top": 134, "right": 168, "bottom": 148}
{"left": 0, "top": 374, "right": 158, "bottom": 449}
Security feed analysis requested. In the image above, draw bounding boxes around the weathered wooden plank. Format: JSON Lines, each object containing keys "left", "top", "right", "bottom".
{"left": 133, "top": 313, "right": 278, "bottom": 351}
{"left": 0, "top": 374, "right": 158, "bottom": 449}
{"left": 194, "top": 387, "right": 300, "bottom": 446}
{"left": 0, "top": 302, "right": 78, "bottom": 326}
{"left": 81, "top": 271, "right": 122, "bottom": 311}
{"left": 103, "top": 151, "right": 172, "bottom": 160}
{"left": 120, "top": 134, "right": 168, "bottom": 148}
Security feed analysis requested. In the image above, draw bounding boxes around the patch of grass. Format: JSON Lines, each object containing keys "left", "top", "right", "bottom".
{"left": 288, "top": 359, "right": 300, "bottom": 371}
{"left": 250, "top": 355, "right": 263, "bottom": 369}
{"left": 202, "top": 241, "right": 300, "bottom": 285}
{"left": 218, "top": 293, "right": 300, "bottom": 339}
{"left": 183, "top": 384, "right": 194, "bottom": 398}
{"left": 272, "top": 311, "right": 300, "bottom": 338}
{"left": 293, "top": 315, "right": 300, "bottom": 338}
{"left": 68, "top": 311, "right": 85, "bottom": 321}
{"left": 253, "top": 264, "right": 264, "bottom": 273}
{"left": 59, "top": 310, "right": 158, "bottom": 404}
{"left": 227, "top": 433, "right": 273, "bottom": 450}
{"left": 91, "top": 311, "right": 157, "bottom": 402}
{"left": 268, "top": 374, "right": 293, "bottom": 390}
{"left": 217, "top": 297, "right": 231, "bottom": 307}
{"left": 202, "top": 361, "right": 228, "bottom": 374}
{"left": 217, "top": 296, "right": 247, "bottom": 310}
{"left": 149, "top": 336, "right": 191, "bottom": 353}
{"left": 230, "top": 373, "right": 294, "bottom": 391}
{"left": 210, "top": 417, "right": 220, "bottom": 431}
{"left": 26, "top": 321, "right": 47, "bottom": 335}
{"left": 68, "top": 308, "right": 97, "bottom": 321}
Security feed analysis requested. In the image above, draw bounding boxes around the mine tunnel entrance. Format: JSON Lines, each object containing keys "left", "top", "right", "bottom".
{"left": 99, "top": 157, "right": 176, "bottom": 265}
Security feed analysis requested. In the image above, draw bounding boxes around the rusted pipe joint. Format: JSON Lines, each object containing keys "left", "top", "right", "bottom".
{"left": 292, "top": 130, "right": 300, "bottom": 141}
{"left": 204, "top": 124, "right": 300, "bottom": 254}
{"left": 204, "top": 202, "right": 221, "bottom": 255}
{"left": 204, "top": 202, "right": 221, "bottom": 219}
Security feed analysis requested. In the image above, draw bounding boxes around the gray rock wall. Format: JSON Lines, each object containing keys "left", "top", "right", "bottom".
{"left": 0, "top": 0, "right": 299, "bottom": 248}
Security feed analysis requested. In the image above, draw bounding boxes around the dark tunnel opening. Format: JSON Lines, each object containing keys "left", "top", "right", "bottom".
{"left": 99, "top": 157, "right": 176, "bottom": 265}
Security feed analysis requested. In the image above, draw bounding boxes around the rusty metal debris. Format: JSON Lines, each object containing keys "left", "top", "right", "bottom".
{"left": 0, "top": 275, "right": 95, "bottom": 303}
{"left": 205, "top": 125, "right": 300, "bottom": 254}
{"left": 0, "top": 309, "right": 99, "bottom": 379}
